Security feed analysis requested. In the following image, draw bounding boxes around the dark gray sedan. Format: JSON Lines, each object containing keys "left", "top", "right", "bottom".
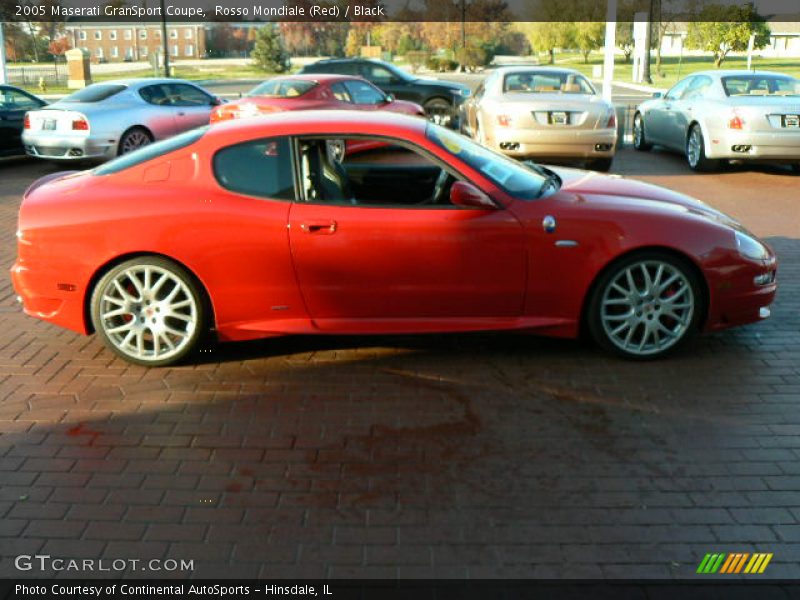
{"left": 633, "top": 70, "right": 800, "bottom": 172}
{"left": 22, "top": 78, "right": 221, "bottom": 162}
{"left": 0, "top": 85, "right": 46, "bottom": 158}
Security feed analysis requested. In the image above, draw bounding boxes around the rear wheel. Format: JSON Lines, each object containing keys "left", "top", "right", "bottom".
{"left": 91, "top": 257, "right": 206, "bottom": 367}
{"left": 632, "top": 113, "right": 652, "bottom": 151}
{"left": 587, "top": 157, "right": 613, "bottom": 172}
{"left": 686, "top": 124, "right": 719, "bottom": 172}
{"left": 118, "top": 126, "right": 153, "bottom": 155}
{"left": 587, "top": 251, "right": 703, "bottom": 359}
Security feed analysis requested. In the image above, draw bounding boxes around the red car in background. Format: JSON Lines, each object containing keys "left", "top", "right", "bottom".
{"left": 12, "top": 112, "right": 776, "bottom": 366}
{"left": 210, "top": 74, "right": 425, "bottom": 123}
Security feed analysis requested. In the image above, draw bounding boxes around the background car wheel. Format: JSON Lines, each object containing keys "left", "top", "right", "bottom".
{"left": 587, "top": 157, "right": 613, "bottom": 172}
{"left": 632, "top": 113, "right": 652, "bottom": 151}
{"left": 91, "top": 257, "right": 206, "bottom": 367}
{"left": 686, "top": 125, "right": 719, "bottom": 172}
{"left": 423, "top": 98, "right": 453, "bottom": 126}
{"left": 587, "top": 251, "right": 704, "bottom": 360}
{"left": 118, "top": 126, "right": 153, "bottom": 155}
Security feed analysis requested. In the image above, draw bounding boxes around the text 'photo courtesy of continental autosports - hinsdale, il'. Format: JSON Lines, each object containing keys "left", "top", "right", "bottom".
{"left": 1, "top": 0, "right": 800, "bottom": 596}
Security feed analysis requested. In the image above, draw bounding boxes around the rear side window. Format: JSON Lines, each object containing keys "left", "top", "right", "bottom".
{"left": 62, "top": 84, "right": 127, "bottom": 103}
{"left": 213, "top": 137, "right": 294, "bottom": 200}
{"left": 249, "top": 79, "right": 317, "bottom": 98}
{"left": 94, "top": 126, "right": 207, "bottom": 176}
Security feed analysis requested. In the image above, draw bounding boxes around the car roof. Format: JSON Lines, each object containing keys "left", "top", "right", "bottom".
{"left": 492, "top": 66, "right": 585, "bottom": 76}
{"left": 689, "top": 69, "right": 795, "bottom": 79}
{"left": 267, "top": 73, "right": 360, "bottom": 83}
{"left": 90, "top": 78, "right": 198, "bottom": 88}
{"left": 206, "top": 109, "right": 427, "bottom": 140}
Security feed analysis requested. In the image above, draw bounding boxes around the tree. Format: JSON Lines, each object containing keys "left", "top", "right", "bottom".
{"left": 574, "top": 22, "right": 605, "bottom": 63}
{"left": 251, "top": 25, "right": 290, "bottom": 73}
{"left": 344, "top": 28, "right": 363, "bottom": 57}
{"left": 48, "top": 36, "right": 71, "bottom": 58}
{"left": 518, "top": 22, "right": 574, "bottom": 64}
{"left": 685, "top": 3, "right": 771, "bottom": 68}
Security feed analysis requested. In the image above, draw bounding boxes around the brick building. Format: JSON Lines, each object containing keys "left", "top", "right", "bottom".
{"left": 64, "top": 23, "right": 206, "bottom": 62}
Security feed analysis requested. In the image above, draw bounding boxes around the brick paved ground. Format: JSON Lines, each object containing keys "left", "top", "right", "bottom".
{"left": 0, "top": 151, "right": 798, "bottom": 579}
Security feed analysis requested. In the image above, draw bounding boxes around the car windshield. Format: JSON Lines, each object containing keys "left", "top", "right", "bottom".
{"left": 503, "top": 72, "right": 595, "bottom": 94}
{"left": 94, "top": 126, "right": 208, "bottom": 176}
{"left": 425, "top": 123, "right": 548, "bottom": 200}
{"left": 721, "top": 75, "right": 800, "bottom": 97}
{"left": 248, "top": 79, "right": 317, "bottom": 98}
{"left": 61, "top": 84, "right": 127, "bottom": 103}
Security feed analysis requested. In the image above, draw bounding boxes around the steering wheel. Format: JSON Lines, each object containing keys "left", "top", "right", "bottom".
{"left": 426, "top": 169, "right": 452, "bottom": 205}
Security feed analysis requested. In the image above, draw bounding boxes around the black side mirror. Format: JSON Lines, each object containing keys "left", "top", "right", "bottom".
{"left": 384, "top": 94, "right": 394, "bottom": 103}
{"left": 652, "top": 92, "right": 663, "bottom": 99}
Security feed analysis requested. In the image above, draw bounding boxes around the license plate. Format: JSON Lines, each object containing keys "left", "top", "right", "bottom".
{"left": 785, "top": 114, "right": 799, "bottom": 128}
{"left": 42, "top": 119, "right": 56, "bottom": 131}
{"left": 551, "top": 111, "right": 567, "bottom": 125}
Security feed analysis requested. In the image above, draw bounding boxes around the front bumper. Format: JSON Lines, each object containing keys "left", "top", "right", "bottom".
{"left": 705, "top": 254, "right": 778, "bottom": 332}
{"left": 491, "top": 128, "right": 617, "bottom": 159}
{"left": 706, "top": 129, "right": 800, "bottom": 161}
{"left": 22, "top": 131, "right": 117, "bottom": 161}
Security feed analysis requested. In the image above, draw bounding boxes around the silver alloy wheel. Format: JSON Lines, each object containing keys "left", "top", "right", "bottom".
{"left": 633, "top": 115, "right": 643, "bottom": 146}
{"left": 600, "top": 260, "right": 695, "bottom": 357}
{"left": 120, "top": 129, "right": 151, "bottom": 154}
{"left": 97, "top": 265, "right": 198, "bottom": 363}
{"left": 687, "top": 127, "right": 702, "bottom": 168}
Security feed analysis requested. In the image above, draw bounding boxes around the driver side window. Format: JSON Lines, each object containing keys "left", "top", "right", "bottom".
{"left": 665, "top": 77, "right": 694, "bottom": 101}
{"left": 298, "top": 136, "right": 462, "bottom": 208}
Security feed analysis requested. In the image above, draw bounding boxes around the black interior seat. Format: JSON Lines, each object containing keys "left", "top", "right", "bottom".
{"left": 304, "top": 142, "right": 355, "bottom": 204}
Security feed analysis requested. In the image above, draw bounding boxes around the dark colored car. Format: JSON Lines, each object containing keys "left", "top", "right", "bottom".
{"left": 0, "top": 85, "right": 47, "bottom": 158}
{"left": 298, "top": 58, "right": 470, "bottom": 127}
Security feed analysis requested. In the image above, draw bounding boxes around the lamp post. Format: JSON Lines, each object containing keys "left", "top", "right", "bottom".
{"left": 0, "top": 23, "right": 7, "bottom": 85}
{"left": 160, "top": 0, "right": 170, "bottom": 77}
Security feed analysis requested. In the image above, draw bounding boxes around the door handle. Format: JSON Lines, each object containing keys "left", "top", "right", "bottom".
{"left": 177, "top": 111, "right": 185, "bottom": 116}
{"left": 300, "top": 220, "right": 337, "bottom": 235}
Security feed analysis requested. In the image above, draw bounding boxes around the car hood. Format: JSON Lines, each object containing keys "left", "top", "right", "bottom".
{"left": 411, "top": 77, "right": 470, "bottom": 94}
{"left": 549, "top": 165, "right": 742, "bottom": 228}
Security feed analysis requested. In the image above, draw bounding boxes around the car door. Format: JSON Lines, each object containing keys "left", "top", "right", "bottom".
{"left": 0, "top": 88, "right": 44, "bottom": 155}
{"left": 359, "top": 63, "right": 413, "bottom": 102}
{"left": 341, "top": 79, "right": 388, "bottom": 111}
{"left": 287, "top": 136, "right": 527, "bottom": 326}
{"left": 138, "top": 83, "right": 182, "bottom": 138}
{"left": 669, "top": 75, "right": 713, "bottom": 150}
{"left": 166, "top": 83, "right": 215, "bottom": 132}
{"left": 646, "top": 76, "right": 694, "bottom": 149}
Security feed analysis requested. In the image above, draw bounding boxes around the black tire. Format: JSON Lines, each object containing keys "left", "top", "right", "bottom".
{"left": 118, "top": 126, "right": 153, "bottom": 156}
{"left": 423, "top": 97, "right": 454, "bottom": 127}
{"left": 91, "top": 256, "right": 207, "bottom": 367}
{"left": 632, "top": 112, "right": 652, "bottom": 151}
{"left": 586, "top": 251, "right": 704, "bottom": 360}
{"left": 686, "top": 124, "right": 719, "bottom": 172}
{"left": 587, "top": 157, "right": 613, "bottom": 172}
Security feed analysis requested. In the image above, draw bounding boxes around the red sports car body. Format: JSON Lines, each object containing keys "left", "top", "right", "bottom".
{"left": 210, "top": 74, "right": 425, "bottom": 123}
{"left": 12, "top": 111, "right": 777, "bottom": 366}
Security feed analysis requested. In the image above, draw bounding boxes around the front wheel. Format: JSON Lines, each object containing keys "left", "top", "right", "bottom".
{"left": 91, "top": 257, "right": 206, "bottom": 367}
{"left": 423, "top": 98, "right": 454, "bottom": 127}
{"left": 587, "top": 252, "right": 703, "bottom": 359}
{"left": 632, "top": 113, "right": 652, "bottom": 151}
{"left": 686, "top": 125, "right": 719, "bottom": 172}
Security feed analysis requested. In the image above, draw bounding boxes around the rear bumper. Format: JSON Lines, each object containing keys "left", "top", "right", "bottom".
{"left": 10, "top": 260, "right": 88, "bottom": 335}
{"left": 22, "top": 131, "right": 117, "bottom": 161}
{"left": 492, "top": 128, "right": 617, "bottom": 159}
{"left": 706, "top": 129, "right": 800, "bottom": 161}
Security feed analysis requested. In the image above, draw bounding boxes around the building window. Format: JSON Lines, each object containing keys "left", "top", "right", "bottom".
{"left": 172, "top": 44, "right": 179, "bottom": 57}
{"left": 155, "top": 31, "right": 161, "bottom": 39}
{"left": 140, "top": 46, "right": 148, "bottom": 57}
{"left": 94, "top": 31, "right": 102, "bottom": 41}
{"left": 124, "top": 29, "right": 132, "bottom": 40}
{"left": 109, "top": 30, "right": 117, "bottom": 40}
{"left": 170, "top": 29, "right": 178, "bottom": 39}
{"left": 111, "top": 46, "right": 119, "bottom": 58}
{"left": 185, "top": 29, "right": 193, "bottom": 39}
{"left": 139, "top": 30, "right": 147, "bottom": 40}
{"left": 185, "top": 44, "right": 194, "bottom": 56}
{"left": 79, "top": 31, "right": 87, "bottom": 41}
{"left": 96, "top": 47, "right": 104, "bottom": 58}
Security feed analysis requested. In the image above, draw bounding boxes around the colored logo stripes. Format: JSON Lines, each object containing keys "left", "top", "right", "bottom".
{"left": 696, "top": 552, "right": 772, "bottom": 574}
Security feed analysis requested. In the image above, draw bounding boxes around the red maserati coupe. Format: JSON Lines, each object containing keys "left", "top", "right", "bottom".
{"left": 12, "top": 111, "right": 776, "bottom": 366}
{"left": 210, "top": 74, "right": 425, "bottom": 123}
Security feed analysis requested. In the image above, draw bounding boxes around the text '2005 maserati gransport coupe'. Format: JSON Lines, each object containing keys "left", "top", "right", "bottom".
{"left": 12, "top": 111, "right": 776, "bottom": 366}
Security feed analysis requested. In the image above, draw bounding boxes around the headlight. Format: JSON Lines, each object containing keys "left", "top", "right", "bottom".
{"left": 735, "top": 231, "right": 769, "bottom": 260}
{"left": 453, "top": 88, "right": 471, "bottom": 98}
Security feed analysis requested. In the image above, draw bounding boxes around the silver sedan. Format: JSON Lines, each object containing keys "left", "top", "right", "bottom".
{"left": 460, "top": 67, "right": 618, "bottom": 171}
{"left": 22, "top": 78, "right": 221, "bottom": 162}
{"left": 634, "top": 70, "right": 800, "bottom": 172}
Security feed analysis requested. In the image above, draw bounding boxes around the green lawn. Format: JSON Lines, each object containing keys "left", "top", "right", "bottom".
{"left": 549, "top": 52, "right": 800, "bottom": 88}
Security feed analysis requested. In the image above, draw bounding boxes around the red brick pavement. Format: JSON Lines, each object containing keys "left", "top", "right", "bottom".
{"left": 0, "top": 155, "right": 798, "bottom": 579}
